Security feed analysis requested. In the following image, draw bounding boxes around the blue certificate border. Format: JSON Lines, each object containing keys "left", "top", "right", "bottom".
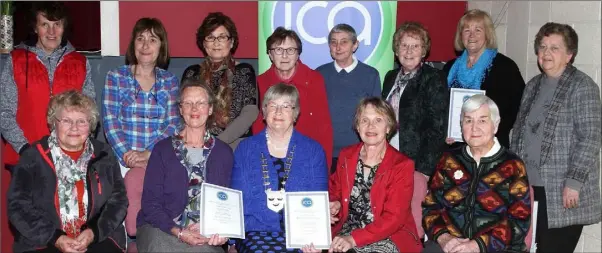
{"left": 200, "top": 183, "right": 245, "bottom": 239}
{"left": 284, "top": 191, "right": 332, "bottom": 249}
{"left": 447, "top": 88, "right": 487, "bottom": 141}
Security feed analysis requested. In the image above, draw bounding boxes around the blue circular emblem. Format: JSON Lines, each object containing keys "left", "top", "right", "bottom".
{"left": 301, "top": 197, "right": 313, "bottom": 207}
{"left": 272, "top": 1, "right": 383, "bottom": 68}
{"left": 217, "top": 191, "right": 228, "bottom": 201}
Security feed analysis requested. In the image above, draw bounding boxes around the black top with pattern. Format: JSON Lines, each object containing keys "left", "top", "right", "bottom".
{"left": 272, "top": 155, "right": 286, "bottom": 230}
{"left": 181, "top": 63, "right": 257, "bottom": 136}
{"left": 341, "top": 159, "right": 377, "bottom": 234}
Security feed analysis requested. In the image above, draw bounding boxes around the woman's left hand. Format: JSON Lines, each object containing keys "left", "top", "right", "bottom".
{"left": 329, "top": 235, "right": 356, "bottom": 252}
{"left": 73, "top": 228, "right": 95, "bottom": 251}
{"left": 563, "top": 186, "right": 580, "bottom": 209}
{"left": 206, "top": 234, "right": 229, "bottom": 246}
{"left": 301, "top": 243, "right": 321, "bottom": 253}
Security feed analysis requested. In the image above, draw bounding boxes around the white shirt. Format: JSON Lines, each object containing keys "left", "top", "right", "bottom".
{"left": 465, "top": 137, "right": 502, "bottom": 166}
{"left": 334, "top": 55, "right": 358, "bottom": 73}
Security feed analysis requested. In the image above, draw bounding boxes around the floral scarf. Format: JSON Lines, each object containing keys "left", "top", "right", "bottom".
{"left": 200, "top": 56, "right": 235, "bottom": 131}
{"left": 171, "top": 130, "right": 215, "bottom": 227}
{"left": 49, "top": 131, "right": 94, "bottom": 237}
{"left": 447, "top": 48, "right": 498, "bottom": 89}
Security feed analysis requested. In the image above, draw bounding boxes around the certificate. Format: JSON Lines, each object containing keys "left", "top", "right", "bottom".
{"left": 447, "top": 88, "right": 486, "bottom": 141}
{"left": 199, "top": 183, "right": 245, "bottom": 239}
{"left": 284, "top": 191, "right": 331, "bottom": 249}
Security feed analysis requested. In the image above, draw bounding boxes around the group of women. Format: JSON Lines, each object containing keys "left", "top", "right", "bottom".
{"left": 1, "top": 2, "right": 599, "bottom": 253}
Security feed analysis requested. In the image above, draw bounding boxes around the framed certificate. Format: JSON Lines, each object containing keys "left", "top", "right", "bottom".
{"left": 199, "top": 183, "right": 245, "bottom": 239}
{"left": 284, "top": 191, "right": 331, "bottom": 249}
{"left": 447, "top": 88, "right": 486, "bottom": 141}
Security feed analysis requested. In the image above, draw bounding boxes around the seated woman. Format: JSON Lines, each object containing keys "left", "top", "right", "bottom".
{"left": 324, "top": 97, "right": 422, "bottom": 253}
{"left": 136, "top": 80, "right": 234, "bottom": 253}
{"left": 8, "top": 91, "right": 127, "bottom": 253}
{"left": 423, "top": 95, "right": 531, "bottom": 253}
{"left": 231, "top": 83, "right": 328, "bottom": 253}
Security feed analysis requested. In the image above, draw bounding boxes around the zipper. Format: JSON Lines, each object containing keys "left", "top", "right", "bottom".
{"left": 95, "top": 171, "right": 102, "bottom": 195}
{"left": 464, "top": 162, "right": 483, "bottom": 238}
{"left": 401, "top": 226, "right": 420, "bottom": 244}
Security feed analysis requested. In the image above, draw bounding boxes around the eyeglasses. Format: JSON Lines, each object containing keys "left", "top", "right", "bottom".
{"left": 266, "top": 103, "right": 295, "bottom": 113}
{"left": 204, "top": 35, "right": 231, "bottom": 42}
{"left": 180, "top": 101, "right": 210, "bottom": 109}
{"left": 56, "top": 118, "right": 90, "bottom": 128}
{"left": 537, "top": 45, "right": 562, "bottom": 54}
{"left": 399, "top": 43, "right": 422, "bottom": 52}
{"left": 270, "top": 47, "right": 298, "bottom": 55}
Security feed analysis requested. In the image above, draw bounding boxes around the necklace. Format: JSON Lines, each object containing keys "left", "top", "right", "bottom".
{"left": 261, "top": 144, "right": 296, "bottom": 212}
{"left": 266, "top": 131, "right": 290, "bottom": 150}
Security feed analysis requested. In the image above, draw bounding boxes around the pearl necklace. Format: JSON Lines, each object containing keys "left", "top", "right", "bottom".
{"left": 266, "top": 132, "right": 289, "bottom": 150}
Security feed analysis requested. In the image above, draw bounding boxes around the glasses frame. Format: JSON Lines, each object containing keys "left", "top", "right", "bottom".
{"left": 204, "top": 35, "right": 231, "bottom": 43}
{"left": 55, "top": 117, "right": 90, "bottom": 128}
{"left": 270, "top": 47, "right": 299, "bottom": 55}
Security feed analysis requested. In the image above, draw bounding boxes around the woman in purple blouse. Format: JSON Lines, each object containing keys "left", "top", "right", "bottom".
{"left": 136, "top": 80, "right": 234, "bottom": 253}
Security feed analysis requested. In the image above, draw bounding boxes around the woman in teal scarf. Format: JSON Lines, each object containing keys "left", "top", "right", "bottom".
{"left": 443, "top": 9, "right": 525, "bottom": 148}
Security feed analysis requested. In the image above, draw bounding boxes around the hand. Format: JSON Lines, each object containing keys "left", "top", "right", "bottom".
{"left": 329, "top": 235, "right": 356, "bottom": 253}
{"left": 329, "top": 201, "right": 341, "bottom": 224}
{"left": 449, "top": 239, "right": 479, "bottom": 253}
{"left": 437, "top": 234, "right": 466, "bottom": 253}
{"left": 175, "top": 226, "right": 209, "bottom": 246}
{"left": 206, "top": 234, "right": 229, "bottom": 246}
{"left": 228, "top": 245, "right": 238, "bottom": 253}
{"left": 445, "top": 137, "right": 456, "bottom": 145}
{"left": 302, "top": 243, "right": 321, "bottom": 253}
{"left": 563, "top": 186, "right": 580, "bottom": 209}
{"left": 55, "top": 235, "right": 85, "bottom": 253}
{"left": 123, "top": 151, "right": 138, "bottom": 168}
{"left": 73, "top": 229, "right": 94, "bottom": 251}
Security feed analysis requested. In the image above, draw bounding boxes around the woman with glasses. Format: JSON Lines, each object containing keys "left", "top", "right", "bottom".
{"left": 136, "top": 80, "right": 233, "bottom": 253}
{"left": 232, "top": 83, "right": 328, "bottom": 253}
{"left": 381, "top": 22, "right": 448, "bottom": 241}
{"left": 251, "top": 27, "right": 334, "bottom": 169}
{"left": 8, "top": 91, "right": 127, "bottom": 253}
{"left": 182, "top": 12, "right": 258, "bottom": 151}
{"left": 102, "top": 17, "right": 180, "bottom": 237}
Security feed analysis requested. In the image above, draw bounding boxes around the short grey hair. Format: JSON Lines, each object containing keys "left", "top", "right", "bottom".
{"left": 460, "top": 94, "right": 500, "bottom": 126}
{"left": 328, "top": 23, "right": 357, "bottom": 43}
{"left": 262, "top": 83, "right": 300, "bottom": 119}
{"left": 47, "top": 90, "right": 99, "bottom": 132}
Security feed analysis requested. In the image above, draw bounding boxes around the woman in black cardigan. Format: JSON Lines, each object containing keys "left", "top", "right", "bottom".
{"left": 443, "top": 9, "right": 525, "bottom": 148}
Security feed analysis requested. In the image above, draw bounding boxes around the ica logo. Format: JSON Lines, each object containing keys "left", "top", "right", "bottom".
{"left": 270, "top": 1, "right": 384, "bottom": 68}
{"left": 217, "top": 191, "right": 228, "bottom": 201}
{"left": 301, "top": 197, "right": 313, "bottom": 207}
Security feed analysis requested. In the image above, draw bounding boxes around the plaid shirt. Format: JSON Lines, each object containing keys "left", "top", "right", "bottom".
{"left": 102, "top": 65, "right": 180, "bottom": 166}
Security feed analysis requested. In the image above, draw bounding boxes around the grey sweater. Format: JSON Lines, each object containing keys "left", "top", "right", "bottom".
{"left": 0, "top": 42, "right": 95, "bottom": 152}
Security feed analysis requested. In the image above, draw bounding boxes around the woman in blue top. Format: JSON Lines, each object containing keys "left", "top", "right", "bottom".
{"left": 231, "top": 83, "right": 329, "bottom": 252}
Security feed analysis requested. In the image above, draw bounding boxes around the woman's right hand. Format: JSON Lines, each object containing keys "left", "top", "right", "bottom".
{"left": 180, "top": 229, "right": 209, "bottom": 246}
{"left": 55, "top": 235, "right": 85, "bottom": 253}
{"left": 302, "top": 243, "right": 322, "bottom": 253}
{"left": 329, "top": 201, "right": 341, "bottom": 224}
{"left": 445, "top": 137, "right": 456, "bottom": 145}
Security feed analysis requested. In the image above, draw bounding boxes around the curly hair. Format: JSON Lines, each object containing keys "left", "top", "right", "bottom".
{"left": 47, "top": 90, "right": 99, "bottom": 133}
{"left": 195, "top": 12, "right": 239, "bottom": 56}
{"left": 533, "top": 22, "right": 578, "bottom": 64}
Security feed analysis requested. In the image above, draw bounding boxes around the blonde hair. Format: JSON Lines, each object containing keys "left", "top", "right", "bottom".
{"left": 393, "top": 21, "right": 431, "bottom": 58}
{"left": 453, "top": 9, "right": 497, "bottom": 51}
{"left": 47, "top": 90, "right": 99, "bottom": 132}
{"left": 353, "top": 97, "right": 398, "bottom": 140}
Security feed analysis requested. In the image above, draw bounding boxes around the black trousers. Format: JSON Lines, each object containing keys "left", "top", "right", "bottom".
{"left": 25, "top": 239, "right": 122, "bottom": 253}
{"left": 532, "top": 186, "right": 584, "bottom": 253}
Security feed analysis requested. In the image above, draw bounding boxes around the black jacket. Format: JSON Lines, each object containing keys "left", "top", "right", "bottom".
{"left": 7, "top": 136, "right": 127, "bottom": 253}
{"left": 443, "top": 53, "right": 525, "bottom": 148}
{"left": 382, "top": 64, "right": 449, "bottom": 176}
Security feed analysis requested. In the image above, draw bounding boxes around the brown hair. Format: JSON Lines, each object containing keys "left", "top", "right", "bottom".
{"left": 47, "top": 90, "right": 99, "bottom": 133}
{"left": 353, "top": 97, "right": 398, "bottom": 140}
{"left": 453, "top": 9, "right": 497, "bottom": 51}
{"left": 266, "top": 27, "right": 303, "bottom": 55}
{"left": 196, "top": 12, "right": 239, "bottom": 56}
{"left": 179, "top": 79, "right": 217, "bottom": 127}
{"left": 125, "top": 17, "right": 170, "bottom": 70}
{"left": 29, "top": 1, "right": 70, "bottom": 44}
{"left": 534, "top": 22, "right": 579, "bottom": 64}
{"left": 393, "top": 21, "right": 431, "bottom": 58}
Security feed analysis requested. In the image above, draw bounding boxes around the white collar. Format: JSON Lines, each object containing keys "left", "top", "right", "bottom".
{"left": 334, "top": 55, "right": 358, "bottom": 73}
{"left": 466, "top": 137, "right": 501, "bottom": 166}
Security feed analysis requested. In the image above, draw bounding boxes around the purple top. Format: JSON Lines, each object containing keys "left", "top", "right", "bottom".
{"left": 137, "top": 136, "right": 234, "bottom": 233}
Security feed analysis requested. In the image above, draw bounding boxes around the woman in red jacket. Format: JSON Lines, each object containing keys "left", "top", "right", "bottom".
{"left": 311, "top": 97, "right": 421, "bottom": 253}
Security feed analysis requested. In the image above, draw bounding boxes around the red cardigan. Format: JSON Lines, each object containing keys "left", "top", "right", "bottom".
{"left": 329, "top": 143, "right": 422, "bottom": 252}
{"left": 252, "top": 61, "right": 333, "bottom": 168}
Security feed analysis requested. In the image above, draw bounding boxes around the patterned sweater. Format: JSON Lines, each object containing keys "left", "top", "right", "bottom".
{"left": 422, "top": 144, "right": 531, "bottom": 252}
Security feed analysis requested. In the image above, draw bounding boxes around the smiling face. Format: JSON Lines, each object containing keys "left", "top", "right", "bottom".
{"left": 134, "top": 29, "right": 161, "bottom": 66}
{"left": 264, "top": 96, "right": 296, "bottom": 132}
{"left": 356, "top": 104, "right": 390, "bottom": 147}
{"left": 203, "top": 25, "right": 233, "bottom": 63}
{"left": 54, "top": 108, "right": 91, "bottom": 152}
{"left": 461, "top": 104, "right": 497, "bottom": 150}
{"left": 396, "top": 33, "right": 424, "bottom": 73}
{"left": 537, "top": 34, "right": 573, "bottom": 77}
{"left": 268, "top": 37, "right": 300, "bottom": 73}
{"left": 35, "top": 12, "right": 65, "bottom": 55}
{"left": 461, "top": 20, "right": 487, "bottom": 55}
{"left": 180, "top": 87, "right": 213, "bottom": 129}
{"left": 329, "top": 31, "right": 358, "bottom": 65}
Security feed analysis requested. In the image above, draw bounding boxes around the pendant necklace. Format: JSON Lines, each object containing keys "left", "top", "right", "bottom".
{"left": 261, "top": 133, "right": 296, "bottom": 212}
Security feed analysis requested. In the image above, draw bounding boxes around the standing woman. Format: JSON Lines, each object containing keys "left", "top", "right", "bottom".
{"left": 443, "top": 9, "right": 525, "bottom": 147}
{"left": 181, "top": 12, "right": 258, "bottom": 151}
{"left": 511, "top": 22, "right": 601, "bottom": 253}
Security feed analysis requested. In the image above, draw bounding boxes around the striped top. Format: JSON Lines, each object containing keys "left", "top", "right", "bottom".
{"left": 102, "top": 65, "right": 180, "bottom": 166}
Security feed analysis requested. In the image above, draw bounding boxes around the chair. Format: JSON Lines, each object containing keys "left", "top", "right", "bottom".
{"left": 411, "top": 171, "right": 429, "bottom": 239}
{"left": 525, "top": 186, "right": 537, "bottom": 252}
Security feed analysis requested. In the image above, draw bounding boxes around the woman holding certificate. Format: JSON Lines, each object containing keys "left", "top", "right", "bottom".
{"left": 231, "top": 83, "right": 329, "bottom": 252}
{"left": 136, "top": 80, "right": 233, "bottom": 253}
{"left": 324, "top": 97, "right": 422, "bottom": 253}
